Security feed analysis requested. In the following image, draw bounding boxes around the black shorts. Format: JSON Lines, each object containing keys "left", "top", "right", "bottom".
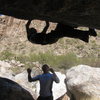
{"left": 37, "top": 95, "right": 53, "bottom": 100}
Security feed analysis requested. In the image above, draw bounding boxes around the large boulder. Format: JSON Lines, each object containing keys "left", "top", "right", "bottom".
{"left": 0, "top": 60, "right": 14, "bottom": 79}
{"left": 0, "top": 0, "right": 100, "bottom": 29}
{"left": 14, "top": 70, "right": 40, "bottom": 99}
{"left": 52, "top": 72, "right": 67, "bottom": 100}
{"left": 0, "top": 77, "right": 34, "bottom": 100}
{"left": 65, "top": 65, "right": 100, "bottom": 100}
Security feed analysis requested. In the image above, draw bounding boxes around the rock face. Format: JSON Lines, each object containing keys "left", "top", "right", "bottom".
{"left": 0, "top": 0, "right": 100, "bottom": 29}
{"left": 0, "top": 77, "right": 34, "bottom": 100}
{"left": 52, "top": 72, "right": 67, "bottom": 100}
{"left": 14, "top": 70, "right": 40, "bottom": 99}
{"left": 65, "top": 65, "right": 100, "bottom": 100}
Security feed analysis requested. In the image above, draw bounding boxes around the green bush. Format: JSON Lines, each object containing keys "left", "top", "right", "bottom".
{"left": 0, "top": 51, "right": 99, "bottom": 71}
{"left": 27, "top": 52, "right": 78, "bottom": 70}
{"left": 0, "top": 50, "right": 15, "bottom": 60}
{"left": 79, "top": 57, "right": 100, "bottom": 67}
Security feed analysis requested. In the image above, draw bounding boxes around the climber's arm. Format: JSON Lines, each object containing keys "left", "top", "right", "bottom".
{"left": 41, "top": 21, "right": 49, "bottom": 34}
{"left": 26, "top": 20, "right": 32, "bottom": 33}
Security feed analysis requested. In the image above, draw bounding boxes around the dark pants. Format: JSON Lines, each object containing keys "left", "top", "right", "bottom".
{"left": 37, "top": 95, "right": 53, "bottom": 100}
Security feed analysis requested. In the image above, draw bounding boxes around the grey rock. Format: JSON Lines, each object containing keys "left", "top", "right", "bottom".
{"left": 65, "top": 65, "right": 100, "bottom": 100}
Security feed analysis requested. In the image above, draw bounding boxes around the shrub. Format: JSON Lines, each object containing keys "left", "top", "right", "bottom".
{"left": 0, "top": 51, "right": 99, "bottom": 71}
{"left": 0, "top": 50, "right": 15, "bottom": 60}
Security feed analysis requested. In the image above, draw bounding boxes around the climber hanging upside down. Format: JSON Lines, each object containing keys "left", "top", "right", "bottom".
{"left": 26, "top": 19, "right": 97, "bottom": 45}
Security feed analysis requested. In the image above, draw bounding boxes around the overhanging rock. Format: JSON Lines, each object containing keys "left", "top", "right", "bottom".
{"left": 0, "top": 0, "right": 100, "bottom": 29}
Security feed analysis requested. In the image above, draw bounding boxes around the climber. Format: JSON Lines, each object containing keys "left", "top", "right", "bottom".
{"left": 26, "top": 20, "right": 97, "bottom": 45}
{"left": 27, "top": 64, "right": 60, "bottom": 100}
{"left": 26, "top": 19, "right": 49, "bottom": 45}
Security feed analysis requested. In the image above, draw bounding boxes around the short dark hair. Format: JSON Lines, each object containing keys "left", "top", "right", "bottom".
{"left": 30, "top": 28, "right": 37, "bottom": 33}
{"left": 42, "top": 64, "right": 49, "bottom": 71}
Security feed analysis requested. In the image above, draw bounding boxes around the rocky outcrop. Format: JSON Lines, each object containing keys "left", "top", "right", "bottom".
{"left": 0, "top": 77, "right": 34, "bottom": 100}
{"left": 65, "top": 65, "right": 100, "bottom": 100}
{"left": 53, "top": 72, "right": 67, "bottom": 100}
{"left": 0, "top": 0, "right": 100, "bottom": 29}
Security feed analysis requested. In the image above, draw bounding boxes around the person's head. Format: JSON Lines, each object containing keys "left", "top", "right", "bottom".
{"left": 42, "top": 64, "right": 49, "bottom": 73}
{"left": 30, "top": 28, "right": 37, "bottom": 33}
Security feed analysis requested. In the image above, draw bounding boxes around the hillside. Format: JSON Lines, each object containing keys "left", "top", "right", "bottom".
{"left": 0, "top": 15, "right": 100, "bottom": 69}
